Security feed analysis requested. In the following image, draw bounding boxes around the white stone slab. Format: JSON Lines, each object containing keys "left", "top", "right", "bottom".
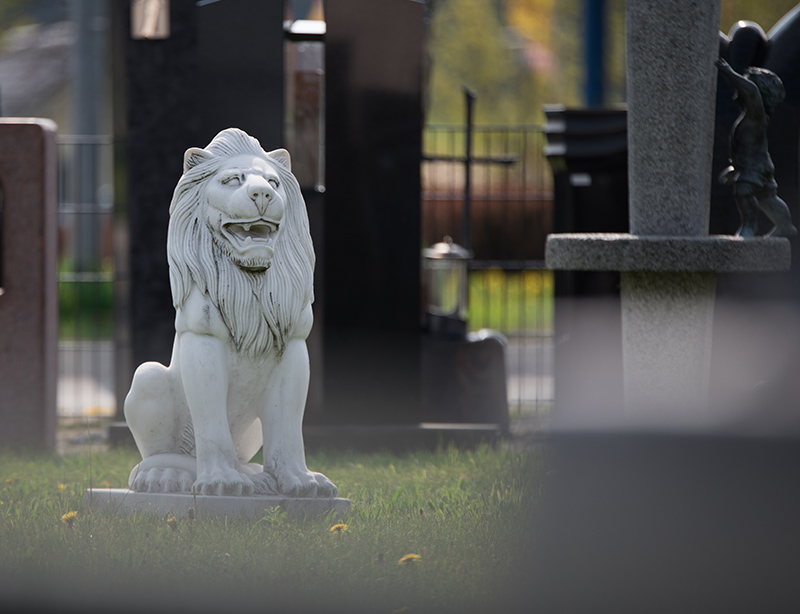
{"left": 546, "top": 233, "right": 791, "bottom": 272}
{"left": 84, "top": 488, "right": 350, "bottom": 519}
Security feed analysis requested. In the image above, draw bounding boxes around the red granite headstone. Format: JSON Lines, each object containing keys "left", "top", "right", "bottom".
{"left": 0, "top": 119, "right": 58, "bottom": 447}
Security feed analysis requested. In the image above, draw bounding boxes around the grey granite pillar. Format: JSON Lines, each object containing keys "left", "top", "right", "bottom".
{"left": 621, "top": 271, "right": 716, "bottom": 417}
{"left": 627, "top": 0, "right": 720, "bottom": 236}
{"left": 621, "top": 0, "right": 719, "bottom": 416}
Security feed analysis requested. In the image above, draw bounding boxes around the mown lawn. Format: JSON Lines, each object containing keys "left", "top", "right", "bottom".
{"left": 0, "top": 443, "right": 540, "bottom": 614}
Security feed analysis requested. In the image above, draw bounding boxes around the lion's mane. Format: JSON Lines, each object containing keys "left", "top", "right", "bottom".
{"left": 166, "top": 128, "right": 315, "bottom": 357}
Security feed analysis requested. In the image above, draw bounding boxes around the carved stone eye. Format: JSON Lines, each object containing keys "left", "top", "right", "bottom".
{"left": 268, "top": 178, "right": 279, "bottom": 189}
{"left": 222, "top": 174, "right": 242, "bottom": 186}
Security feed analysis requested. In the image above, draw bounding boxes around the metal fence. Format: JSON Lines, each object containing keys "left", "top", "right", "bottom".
{"left": 423, "top": 124, "right": 555, "bottom": 419}
{"left": 57, "top": 135, "right": 115, "bottom": 419}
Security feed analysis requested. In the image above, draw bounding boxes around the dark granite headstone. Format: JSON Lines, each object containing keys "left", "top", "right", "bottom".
{"left": 0, "top": 120, "right": 58, "bottom": 447}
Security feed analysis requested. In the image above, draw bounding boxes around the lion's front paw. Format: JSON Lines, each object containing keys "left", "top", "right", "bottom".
{"left": 250, "top": 471, "right": 280, "bottom": 496}
{"left": 130, "top": 464, "right": 195, "bottom": 493}
{"left": 312, "top": 472, "right": 338, "bottom": 498}
{"left": 269, "top": 468, "right": 338, "bottom": 498}
{"left": 193, "top": 467, "right": 254, "bottom": 496}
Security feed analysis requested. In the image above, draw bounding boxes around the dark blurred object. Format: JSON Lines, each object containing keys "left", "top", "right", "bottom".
{"left": 533, "top": 433, "right": 800, "bottom": 613}
{"left": 544, "top": 106, "right": 628, "bottom": 419}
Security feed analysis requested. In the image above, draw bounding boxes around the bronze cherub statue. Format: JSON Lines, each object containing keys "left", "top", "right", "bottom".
{"left": 716, "top": 57, "right": 797, "bottom": 238}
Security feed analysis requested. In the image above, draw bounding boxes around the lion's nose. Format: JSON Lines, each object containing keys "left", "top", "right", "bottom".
{"left": 248, "top": 177, "right": 274, "bottom": 208}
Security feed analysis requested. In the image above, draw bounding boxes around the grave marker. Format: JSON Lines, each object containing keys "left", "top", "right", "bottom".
{"left": 0, "top": 119, "right": 58, "bottom": 447}
{"left": 546, "top": 0, "right": 791, "bottom": 426}
{"left": 536, "top": 4, "right": 800, "bottom": 609}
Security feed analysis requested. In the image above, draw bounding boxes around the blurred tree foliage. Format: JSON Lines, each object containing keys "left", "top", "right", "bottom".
{"left": 427, "top": 0, "right": 800, "bottom": 126}
{"left": 427, "top": 0, "right": 519, "bottom": 124}
{"left": 720, "top": 0, "right": 800, "bottom": 35}
{"left": 427, "top": 0, "right": 626, "bottom": 124}
{"left": 0, "top": 0, "right": 36, "bottom": 49}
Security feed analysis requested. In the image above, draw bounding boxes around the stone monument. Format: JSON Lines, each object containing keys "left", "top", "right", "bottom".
{"left": 0, "top": 120, "right": 58, "bottom": 448}
{"left": 536, "top": 4, "right": 800, "bottom": 609}
{"left": 545, "top": 0, "right": 791, "bottom": 427}
{"left": 87, "top": 129, "right": 348, "bottom": 517}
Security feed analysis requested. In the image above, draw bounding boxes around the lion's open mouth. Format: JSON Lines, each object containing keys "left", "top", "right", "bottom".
{"left": 222, "top": 218, "right": 280, "bottom": 250}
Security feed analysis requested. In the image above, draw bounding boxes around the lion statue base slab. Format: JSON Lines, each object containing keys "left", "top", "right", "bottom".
{"left": 124, "top": 128, "right": 336, "bottom": 498}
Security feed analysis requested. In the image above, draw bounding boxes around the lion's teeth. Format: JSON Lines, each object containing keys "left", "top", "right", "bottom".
{"left": 244, "top": 237, "right": 253, "bottom": 245}
{"left": 243, "top": 223, "right": 252, "bottom": 232}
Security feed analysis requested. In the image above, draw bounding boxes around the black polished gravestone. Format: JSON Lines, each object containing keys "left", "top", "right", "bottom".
{"left": 111, "top": 0, "right": 286, "bottom": 421}
{"left": 316, "top": 0, "right": 425, "bottom": 426}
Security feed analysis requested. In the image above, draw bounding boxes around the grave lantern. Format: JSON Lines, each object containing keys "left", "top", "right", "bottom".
{"left": 422, "top": 236, "right": 472, "bottom": 335}
{"left": 421, "top": 235, "right": 509, "bottom": 431}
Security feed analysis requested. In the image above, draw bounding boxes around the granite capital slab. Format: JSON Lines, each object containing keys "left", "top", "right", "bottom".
{"left": 546, "top": 233, "right": 791, "bottom": 273}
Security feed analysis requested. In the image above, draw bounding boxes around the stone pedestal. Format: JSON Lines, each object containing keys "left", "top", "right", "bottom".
{"left": 85, "top": 489, "right": 350, "bottom": 519}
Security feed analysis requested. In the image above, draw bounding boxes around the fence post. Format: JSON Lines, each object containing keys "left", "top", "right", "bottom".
{"left": 462, "top": 88, "right": 476, "bottom": 251}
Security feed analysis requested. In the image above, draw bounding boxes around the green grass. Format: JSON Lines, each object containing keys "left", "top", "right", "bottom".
{"left": 468, "top": 269, "right": 553, "bottom": 334}
{"left": 0, "top": 444, "right": 540, "bottom": 613}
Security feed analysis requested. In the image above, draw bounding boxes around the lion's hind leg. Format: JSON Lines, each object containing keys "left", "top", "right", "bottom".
{"left": 129, "top": 454, "right": 197, "bottom": 493}
{"left": 125, "top": 360, "right": 187, "bottom": 457}
{"left": 125, "top": 359, "right": 196, "bottom": 493}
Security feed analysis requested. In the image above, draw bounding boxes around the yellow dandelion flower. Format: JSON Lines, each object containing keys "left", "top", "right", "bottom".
{"left": 57, "top": 483, "right": 67, "bottom": 492}
{"left": 100, "top": 480, "right": 112, "bottom": 488}
{"left": 397, "top": 553, "right": 421, "bottom": 566}
{"left": 61, "top": 511, "right": 78, "bottom": 528}
{"left": 167, "top": 516, "right": 178, "bottom": 532}
{"left": 5, "top": 478, "right": 15, "bottom": 484}
{"left": 329, "top": 523, "right": 349, "bottom": 534}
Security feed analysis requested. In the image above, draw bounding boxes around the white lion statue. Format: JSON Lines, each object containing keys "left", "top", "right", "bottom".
{"left": 124, "top": 128, "right": 337, "bottom": 498}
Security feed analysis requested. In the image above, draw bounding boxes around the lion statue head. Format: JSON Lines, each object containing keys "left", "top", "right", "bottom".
{"left": 167, "top": 128, "right": 315, "bottom": 358}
